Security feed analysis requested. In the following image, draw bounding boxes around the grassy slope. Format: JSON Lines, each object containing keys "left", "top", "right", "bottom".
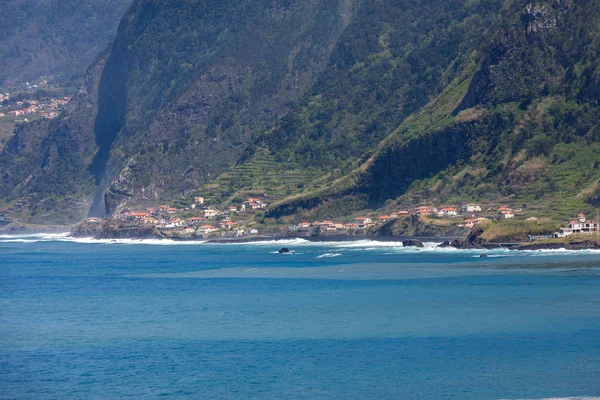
{"left": 266, "top": 0, "right": 600, "bottom": 223}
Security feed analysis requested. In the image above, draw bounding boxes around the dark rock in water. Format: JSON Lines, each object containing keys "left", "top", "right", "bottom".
{"left": 279, "top": 248, "right": 290, "bottom": 253}
{"left": 437, "top": 240, "right": 452, "bottom": 248}
{"left": 479, "top": 254, "right": 488, "bottom": 258}
{"left": 402, "top": 239, "right": 424, "bottom": 248}
{"left": 450, "top": 239, "right": 464, "bottom": 248}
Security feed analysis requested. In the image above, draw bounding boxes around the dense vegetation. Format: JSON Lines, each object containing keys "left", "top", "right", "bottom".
{"left": 1, "top": 0, "right": 599, "bottom": 225}
{"left": 0, "top": 0, "right": 131, "bottom": 85}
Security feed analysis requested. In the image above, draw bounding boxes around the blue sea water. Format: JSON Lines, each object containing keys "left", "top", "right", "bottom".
{"left": 1, "top": 234, "right": 600, "bottom": 399}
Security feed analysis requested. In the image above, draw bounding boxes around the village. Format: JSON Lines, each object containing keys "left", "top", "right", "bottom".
{"left": 85, "top": 196, "right": 269, "bottom": 238}
{"left": 84, "top": 195, "right": 599, "bottom": 240}
{"left": 0, "top": 91, "right": 71, "bottom": 120}
{"left": 0, "top": 79, "right": 73, "bottom": 121}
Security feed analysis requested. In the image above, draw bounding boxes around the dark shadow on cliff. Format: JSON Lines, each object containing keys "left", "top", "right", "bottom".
{"left": 88, "top": 26, "right": 128, "bottom": 217}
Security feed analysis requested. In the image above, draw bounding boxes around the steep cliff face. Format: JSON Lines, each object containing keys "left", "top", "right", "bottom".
{"left": 92, "top": 0, "right": 358, "bottom": 216}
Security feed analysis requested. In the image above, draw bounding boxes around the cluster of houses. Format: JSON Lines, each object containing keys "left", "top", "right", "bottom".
{"left": 85, "top": 196, "right": 270, "bottom": 236}
{"left": 0, "top": 96, "right": 71, "bottom": 119}
{"left": 287, "top": 204, "right": 519, "bottom": 234}
{"left": 553, "top": 213, "right": 599, "bottom": 238}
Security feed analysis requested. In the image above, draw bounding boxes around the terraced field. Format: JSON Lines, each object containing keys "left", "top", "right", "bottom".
{"left": 190, "top": 148, "right": 321, "bottom": 206}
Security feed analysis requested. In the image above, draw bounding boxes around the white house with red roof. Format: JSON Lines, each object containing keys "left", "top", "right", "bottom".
{"left": 554, "top": 213, "right": 598, "bottom": 237}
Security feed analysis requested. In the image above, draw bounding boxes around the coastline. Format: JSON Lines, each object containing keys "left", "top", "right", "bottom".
{"left": 2, "top": 220, "right": 599, "bottom": 251}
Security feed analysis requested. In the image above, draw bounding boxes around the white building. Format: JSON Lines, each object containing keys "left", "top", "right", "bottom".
{"left": 437, "top": 207, "right": 458, "bottom": 217}
{"left": 203, "top": 208, "right": 220, "bottom": 218}
{"left": 463, "top": 204, "right": 482, "bottom": 213}
{"left": 553, "top": 213, "right": 598, "bottom": 238}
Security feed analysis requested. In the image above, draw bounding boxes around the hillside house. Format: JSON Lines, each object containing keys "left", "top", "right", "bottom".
{"left": 457, "top": 219, "right": 475, "bottom": 229}
{"left": 499, "top": 210, "right": 515, "bottom": 219}
{"left": 553, "top": 213, "right": 599, "bottom": 238}
{"left": 186, "top": 216, "right": 205, "bottom": 226}
{"left": 412, "top": 206, "right": 433, "bottom": 216}
{"left": 203, "top": 208, "right": 220, "bottom": 218}
{"left": 463, "top": 204, "right": 482, "bottom": 213}
{"left": 142, "top": 217, "right": 159, "bottom": 225}
{"left": 218, "top": 221, "right": 237, "bottom": 230}
{"left": 437, "top": 207, "right": 458, "bottom": 217}
{"left": 194, "top": 196, "right": 205, "bottom": 205}
{"left": 378, "top": 216, "right": 390, "bottom": 223}
{"left": 197, "top": 225, "right": 218, "bottom": 234}
{"left": 129, "top": 212, "right": 148, "bottom": 220}
{"left": 354, "top": 217, "right": 373, "bottom": 227}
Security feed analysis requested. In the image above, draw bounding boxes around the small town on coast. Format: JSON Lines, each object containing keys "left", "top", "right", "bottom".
{"left": 78, "top": 193, "right": 600, "bottom": 248}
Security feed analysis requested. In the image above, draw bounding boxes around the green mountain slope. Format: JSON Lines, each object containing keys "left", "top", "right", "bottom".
{"left": 0, "top": 0, "right": 132, "bottom": 85}
{"left": 268, "top": 0, "right": 600, "bottom": 221}
{"left": 1, "top": 0, "right": 599, "bottom": 225}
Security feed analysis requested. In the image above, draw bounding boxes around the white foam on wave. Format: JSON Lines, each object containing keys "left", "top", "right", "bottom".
{"left": 333, "top": 240, "right": 406, "bottom": 248}
{"left": 217, "top": 238, "right": 312, "bottom": 246}
{"left": 0, "top": 232, "right": 70, "bottom": 240}
{"left": 2, "top": 233, "right": 600, "bottom": 258}
{"left": 316, "top": 253, "right": 342, "bottom": 258}
{"left": 523, "top": 248, "right": 600, "bottom": 255}
{"left": 502, "top": 397, "right": 600, "bottom": 400}
{"left": 0, "top": 233, "right": 208, "bottom": 246}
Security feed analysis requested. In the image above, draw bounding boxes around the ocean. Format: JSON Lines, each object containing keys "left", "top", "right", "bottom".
{"left": 1, "top": 234, "right": 600, "bottom": 399}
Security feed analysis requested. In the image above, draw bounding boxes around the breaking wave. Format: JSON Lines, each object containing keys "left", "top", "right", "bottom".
{"left": 316, "top": 253, "right": 342, "bottom": 258}
{"left": 1, "top": 233, "right": 600, "bottom": 256}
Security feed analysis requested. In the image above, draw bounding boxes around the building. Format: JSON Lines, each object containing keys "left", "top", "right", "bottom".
{"left": 463, "top": 204, "right": 482, "bottom": 213}
{"left": 186, "top": 216, "right": 205, "bottom": 226}
{"left": 378, "top": 215, "right": 390, "bottom": 223}
{"left": 457, "top": 219, "right": 475, "bottom": 229}
{"left": 497, "top": 206, "right": 514, "bottom": 219}
{"left": 354, "top": 217, "right": 374, "bottom": 227}
{"left": 218, "top": 221, "right": 237, "bottom": 230}
{"left": 298, "top": 222, "right": 311, "bottom": 229}
{"left": 142, "top": 216, "right": 159, "bottom": 225}
{"left": 197, "top": 225, "right": 218, "bottom": 234}
{"left": 411, "top": 206, "right": 433, "bottom": 216}
{"left": 194, "top": 196, "right": 205, "bottom": 205}
{"left": 203, "top": 208, "right": 220, "bottom": 218}
{"left": 437, "top": 207, "right": 458, "bottom": 217}
{"left": 553, "top": 213, "right": 599, "bottom": 238}
{"left": 129, "top": 212, "right": 149, "bottom": 220}
{"left": 499, "top": 210, "right": 515, "bottom": 219}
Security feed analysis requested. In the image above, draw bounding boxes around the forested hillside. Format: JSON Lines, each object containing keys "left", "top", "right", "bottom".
{"left": 0, "top": 0, "right": 131, "bottom": 85}
{"left": 0, "top": 0, "right": 599, "bottom": 225}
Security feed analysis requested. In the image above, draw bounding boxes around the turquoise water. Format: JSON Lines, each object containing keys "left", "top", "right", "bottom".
{"left": 1, "top": 234, "right": 600, "bottom": 399}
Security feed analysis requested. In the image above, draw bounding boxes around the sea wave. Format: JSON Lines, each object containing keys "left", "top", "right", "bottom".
{"left": 0, "top": 233, "right": 207, "bottom": 245}
{"left": 2, "top": 233, "right": 600, "bottom": 256}
{"left": 214, "top": 238, "right": 312, "bottom": 246}
{"left": 316, "top": 253, "right": 342, "bottom": 258}
{"left": 502, "top": 397, "right": 600, "bottom": 400}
